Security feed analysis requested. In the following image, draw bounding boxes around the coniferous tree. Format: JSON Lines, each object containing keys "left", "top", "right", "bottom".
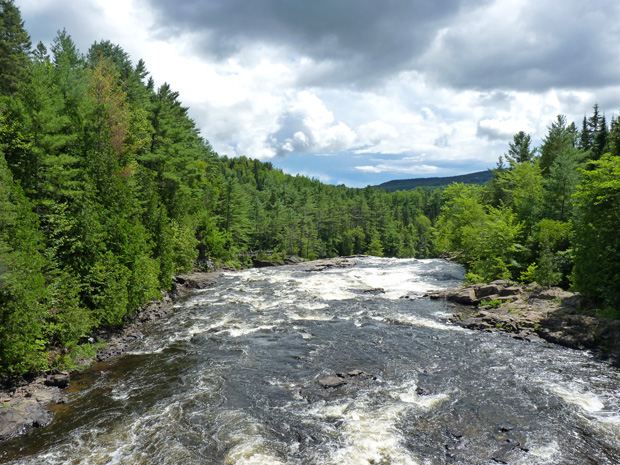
{"left": 588, "top": 103, "right": 600, "bottom": 135}
{"left": 577, "top": 116, "right": 592, "bottom": 151}
{"left": 505, "top": 131, "right": 535, "bottom": 167}
{"left": 0, "top": 0, "right": 31, "bottom": 96}
{"left": 591, "top": 113, "right": 608, "bottom": 161}
{"left": 539, "top": 115, "right": 573, "bottom": 176}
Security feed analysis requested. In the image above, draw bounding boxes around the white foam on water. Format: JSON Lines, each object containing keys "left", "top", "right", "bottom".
{"left": 214, "top": 409, "right": 291, "bottom": 465}
{"left": 324, "top": 402, "right": 421, "bottom": 465}
{"left": 221, "top": 324, "right": 276, "bottom": 338}
{"left": 394, "top": 385, "right": 450, "bottom": 409}
{"left": 513, "top": 441, "right": 560, "bottom": 464}
{"left": 550, "top": 385, "right": 605, "bottom": 413}
{"left": 286, "top": 311, "right": 334, "bottom": 321}
{"left": 382, "top": 312, "right": 466, "bottom": 332}
{"left": 305, "top": 379, "right": 450, "bottom": 465}
{"left": 224, "top": 439, "right": 288, "bottom": 465}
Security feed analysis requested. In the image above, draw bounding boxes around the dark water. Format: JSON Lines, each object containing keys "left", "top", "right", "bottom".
{"left": 1, "top": 257, "right": 619, "bottom": 464}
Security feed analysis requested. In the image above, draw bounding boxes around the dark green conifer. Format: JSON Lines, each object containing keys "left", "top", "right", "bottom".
{"left": 0, "top": 0, "right": 31, "bottom": 96}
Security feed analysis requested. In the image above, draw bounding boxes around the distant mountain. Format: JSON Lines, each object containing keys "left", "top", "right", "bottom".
{"left": 376, "top": 170, "right": 493, "bottom": 192}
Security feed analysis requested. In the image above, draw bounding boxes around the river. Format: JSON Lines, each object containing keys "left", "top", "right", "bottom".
{"left": 1, "top": 257, "right": 619, "bottom": 464}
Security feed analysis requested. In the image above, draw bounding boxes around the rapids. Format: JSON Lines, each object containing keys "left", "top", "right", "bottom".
{"left": 1, "top": 257, "right": 619, "bottom": 464}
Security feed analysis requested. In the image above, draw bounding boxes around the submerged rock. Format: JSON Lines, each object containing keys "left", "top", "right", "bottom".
{"left": 362, "top": 288, "right": 386, "bottom": 295}
{"left": 296, "top": 257, "right": 358, "bottom": 272}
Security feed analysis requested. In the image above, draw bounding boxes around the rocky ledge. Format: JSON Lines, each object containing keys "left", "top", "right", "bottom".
{"left": 428, "top": 281, "right": 620, "bottom": 365}
{"left": 0, "top": 373, "right": 69, "bottom": 442}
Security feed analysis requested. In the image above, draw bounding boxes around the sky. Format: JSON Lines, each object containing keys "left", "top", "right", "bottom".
{"left": 17, "top": 0, "right": 620, "bottom": 187}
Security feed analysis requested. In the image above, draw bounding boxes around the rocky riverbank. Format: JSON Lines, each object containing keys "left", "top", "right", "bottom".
{"left": 0, "top": 272, "right": 223, "bottom": 443}
{"left": 0, "top": 257, "right": 361, "bottom": 443}
{"left": 428, "top": 280, "right": 620, "bottom": 366}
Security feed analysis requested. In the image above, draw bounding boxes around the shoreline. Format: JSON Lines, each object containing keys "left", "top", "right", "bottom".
{"left": 3, "top": 260, "right": 618, "bottom": 444}
{"left": 0, "top": 256, "right": 360, "bottom": 443}
{"left": 0, "top": 271, "right": 224, "bottom": 443}
{"left": 428, "top": 280, "right": 620, "bottom": 366}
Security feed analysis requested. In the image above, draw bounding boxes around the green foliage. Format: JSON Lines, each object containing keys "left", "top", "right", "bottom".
{"left": 505, "top": 131, "right": 535, "bottom": 167}
{"left": 539, "top": 115, "right": 575, "bottom": 176}
{"left": 521, "top": 219, "right": 572, "bottom": 288}
{"left": 0, "top": 152, "right": 50, "bottom": 375}
{"left": 572, "top": 154, "right": 620, "bottom": 308}
{"left": 480, "top": 299, "right": 502, "bottom": 309}
{"left": 0, "top": 0, "right": 31, "bottom": 96}
{"left": 1, "top": 15, "right": 619, "bottom": 375}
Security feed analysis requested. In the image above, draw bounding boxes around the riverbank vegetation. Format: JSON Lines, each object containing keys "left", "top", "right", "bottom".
{"left": 1, "top": 1, "right": 618, "bottom": 376}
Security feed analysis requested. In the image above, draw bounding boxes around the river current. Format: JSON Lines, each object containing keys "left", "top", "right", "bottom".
{"left": 1, "top": 257, "right": 619, "bottom": 464}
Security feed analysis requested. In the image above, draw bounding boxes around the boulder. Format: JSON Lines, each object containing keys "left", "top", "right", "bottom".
{"left": 534, "top": 288, "right": 575, "bottom": 301}
{"left": 318, "top": 376, "right": 347, "bottom": 388}
{"left": 44, "top": 373, "right": 70, "bottom": 389}
{"left": 363, "top": 288, "right": 386, "bottom": 295}
{"left": 0, "top": 399, "right": 53, "bottom": 441}
{"left": 251, "top": 258, "right": 279, "bottom": 268}
{"left": 499, "top": 286, "right": 523, "bottom": 297}
{"left": 174, "top": 272, "right": 222, "bottom": 289}
{"left": 447, "top": 288, "right": 477, "bottom": 305}
{"left": 474, "top": 284, "right": 501, "bottom": 299}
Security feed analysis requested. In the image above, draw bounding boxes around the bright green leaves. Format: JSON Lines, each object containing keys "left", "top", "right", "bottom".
{"left": 522, "top": 219, "right": 572, "bottom": 288}
{"left": 572, "top": 154, "right": 620, "bottom": 307}
{"left": 437, "top": 185, "right": 524, "bottom": 283}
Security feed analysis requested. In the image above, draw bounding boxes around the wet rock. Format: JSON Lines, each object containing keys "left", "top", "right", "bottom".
{"left": 251, "top": 258, "right": 279, "bottom": 268}
{"left": 362, "top": 288, "right": 386, "bottom": 295}
{"left": 174, "top": 272, "right": 222, "bottom": 289}
{"left": 498, "top": 422, "right": 515, "bottom": 432}
{"left": 0, "top": 378, "right": 68, "bottom": 442}
{"left": 0, "top": 399, "right": 53, "bottom": 440}
{"left": 318, "top": 376, "right": 347, "bottom": 388}
{"left": 44, "top": 373, "right": 70, "bottom": 389}
{"left": 415, "top": 386, "right": 432, "bottom": 396}
{"left": 446, "top": 281, "right": 620, "bottom": 366}
{"left": 446, "top": 427, "right": 464, "bottom": 439}
{"left": 491, "top": 443, "right": 517, "bottom": 464}
{"left": 296, "top": 257, "right": 358, "bottom": 272}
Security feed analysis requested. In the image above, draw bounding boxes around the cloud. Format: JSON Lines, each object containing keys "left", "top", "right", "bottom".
{"left": 144, "top": 0, "right": 470, "bottom": 88}
{"left": 270, "top": 91, "right": 356, "bottom": 157}
{"left": 355, "top": 163, "right": 440, "bottom": 175}
{"left": 419, "top": 0, "right": 620, "bottom": 91}
{"left": 17, "top": 0, "right": 620, "bottom": 187}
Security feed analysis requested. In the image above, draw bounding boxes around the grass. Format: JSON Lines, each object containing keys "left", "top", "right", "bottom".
{"left": 480, "top": 299, "right": 503, "bottom": 309}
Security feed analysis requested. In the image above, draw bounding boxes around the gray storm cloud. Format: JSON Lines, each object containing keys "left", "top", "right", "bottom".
{"left": 145, "top": 0, "right": 620, "bottom": 91}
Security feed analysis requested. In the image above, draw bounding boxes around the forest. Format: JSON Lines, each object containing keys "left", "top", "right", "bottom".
{"left": 1, "top": 0, "right": 619, "bottom": 377}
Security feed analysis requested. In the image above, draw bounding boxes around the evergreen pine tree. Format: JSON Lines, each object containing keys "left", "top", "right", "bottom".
{"left": 578, "top": 116, "right": 592, "bottom": 151}
{"left": 592, "top": 113, "right": 609, "bottom": 161}
{"left": 505, "top": 131, "right": 535, "bottom": 167}
{"left": 0, "top": 0, "right": 31, "bottom": 96}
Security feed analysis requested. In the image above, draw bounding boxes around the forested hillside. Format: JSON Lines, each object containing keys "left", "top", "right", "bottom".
{"left": 376, "top": 170, "right": 493, "bottom": 191}
{"left": 0, "top": 2, "right": 439, "bottom": 376}
{"left": 1, "top": 1, "right": 619, "bottom": 377}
